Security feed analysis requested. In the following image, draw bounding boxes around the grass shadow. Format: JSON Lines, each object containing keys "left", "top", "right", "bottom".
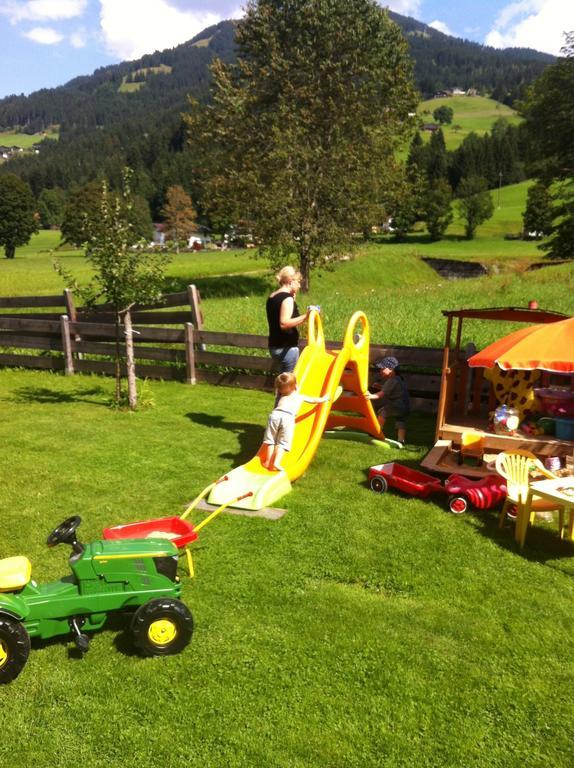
{"left": 162, "top": 274, "right": 270, "bottom": 299}
{"left": 185, "top": 411, "right": 263, "bottom": 465}
{"left": 10, "top": 385, "right": 109, "bottom": 406}
{"left": 470, "top": 507, "right": 574, "bottom": 571}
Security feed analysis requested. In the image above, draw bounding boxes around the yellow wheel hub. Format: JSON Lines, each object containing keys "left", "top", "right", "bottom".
{"left": 0, "top": 640, "right": 8, "bottom": 670}
{"left": 148, "top": 619, "right": 177, "bottom": 646}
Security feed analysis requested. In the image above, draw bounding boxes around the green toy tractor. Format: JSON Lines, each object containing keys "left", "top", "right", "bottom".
{"left": 0, "top": 516, "right": 194, "bottom": 683}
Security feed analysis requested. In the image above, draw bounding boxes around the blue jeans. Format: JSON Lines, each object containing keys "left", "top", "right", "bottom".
{"left": 269, "top": 346, "right": 299, "bottom": 373}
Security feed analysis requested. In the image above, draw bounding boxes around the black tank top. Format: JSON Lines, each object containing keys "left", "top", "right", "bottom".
{"left": 266, "top": 291, "right": 299, "bottom": 348}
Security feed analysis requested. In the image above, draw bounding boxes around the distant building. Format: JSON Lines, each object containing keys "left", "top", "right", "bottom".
{"left": 422, "top": 123, "right": 440, "bottom": 133}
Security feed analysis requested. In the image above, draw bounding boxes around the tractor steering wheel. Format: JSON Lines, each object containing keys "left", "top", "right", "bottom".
{"left": 47, "top": 515, "right": 82, "bottom": 549}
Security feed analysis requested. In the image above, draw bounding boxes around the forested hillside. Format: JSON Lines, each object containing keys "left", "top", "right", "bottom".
{"left": 0, "top": 13, "right": 554, "bottom": 220}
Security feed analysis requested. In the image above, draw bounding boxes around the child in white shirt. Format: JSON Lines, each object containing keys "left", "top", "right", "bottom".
{"left": 261, "top": 372, "right": 329, "bottom": 471}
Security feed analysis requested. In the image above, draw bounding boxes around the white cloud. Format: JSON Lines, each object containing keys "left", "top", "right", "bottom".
{"left": 429, "top": 20, "right": 452, "bottom": 35}
{"left": 485, "top": 0, "right": 574, "bottom": 55}
{"left": 23, "top": 25, "right": 64, "bottom": 43}
{"left": 1, "top": 0, "right": 87, "bottom": 24}
{"left": 98, "top": 0, "right": 222, "bottom": 60}
{"left": 379, "top": 0, "right": 421, "bottom": 19}
{"left": 69, "top": 27, "right": 86, "bottom": 47}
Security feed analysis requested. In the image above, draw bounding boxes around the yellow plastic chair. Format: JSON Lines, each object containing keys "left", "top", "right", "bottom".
{"left": 495, "top": 449, "right": 566, "bottom": 548}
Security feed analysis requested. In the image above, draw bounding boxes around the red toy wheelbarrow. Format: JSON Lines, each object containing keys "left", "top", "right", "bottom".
{"left": 368, "top": 462, "right": 506, "bottom": 515}
{"left": 103, "top": 477, "right": 252, "bottom": 575}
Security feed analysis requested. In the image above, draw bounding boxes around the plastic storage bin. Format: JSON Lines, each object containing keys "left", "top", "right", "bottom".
{"left": 555, "top": 417, "right": 574, "bottom": 440}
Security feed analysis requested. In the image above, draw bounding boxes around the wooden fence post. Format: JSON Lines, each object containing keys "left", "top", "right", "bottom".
{"left": 185, "top": 322, "right": 196, "bottom": 385}
{"left": 187, "top": 284, "right": 203, "bottom": 331}
{"left": 187, "top": 283, "right": 205, "bottom": 351}
{"left": 60, "top": 314, "right": 74, "bottom": 375}
{"left": 64, "top": 288, "right": 82, "bottom": 359}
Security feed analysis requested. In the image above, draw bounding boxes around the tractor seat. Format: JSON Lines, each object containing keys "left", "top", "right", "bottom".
{"left": 0, "top": 556, "right": 32, "bottom": 591}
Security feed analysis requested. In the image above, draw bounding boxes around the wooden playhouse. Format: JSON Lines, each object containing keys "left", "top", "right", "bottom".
{"left": 421, "top": 307, "right": 574, "bottom": 477}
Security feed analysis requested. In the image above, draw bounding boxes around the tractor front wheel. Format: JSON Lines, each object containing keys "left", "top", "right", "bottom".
{"left": 0, "top": 617, "right": 30, "bottom": 684}
{"left": 131, "top": 598, "right": 193, "bottom": 657}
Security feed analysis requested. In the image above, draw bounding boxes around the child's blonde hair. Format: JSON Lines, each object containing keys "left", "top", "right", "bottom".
{"left": 275, "top": 372, "right": 297, "bottom": 395}
{"left": 276, "top": 266, "right": 302, "bottom": 286}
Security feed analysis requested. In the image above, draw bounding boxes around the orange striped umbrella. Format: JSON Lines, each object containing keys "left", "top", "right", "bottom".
{"left": 468, "top": 316, "right": 574, "bottom": 373}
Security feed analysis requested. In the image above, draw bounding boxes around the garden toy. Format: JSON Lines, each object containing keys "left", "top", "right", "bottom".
{"left": 103, "top": 480, "right": 252, "bottom": 576}
{"left": 208, "top": 310, "right": 382, "bottom": 511}
{"left": 443, "top": 473, "right": 507, "bottom": 514}
{"left": 494, "top": 449, "right": 565, "bottom": 547}
{"left": 369, "top": 462, "right": 507, "bottom": 514}
{"left": 0, "top": 516, "right": 194, "bottom": 684}
{"left": 369, "top": 462, "right": 443, "bottom": 498}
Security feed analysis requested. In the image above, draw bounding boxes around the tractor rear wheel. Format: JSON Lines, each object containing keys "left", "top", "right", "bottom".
{"left": 131, "top": 598, "right": 193, "bottom": 657}
{"left": 0, "top": 617, "right": 30, "bottom": 684}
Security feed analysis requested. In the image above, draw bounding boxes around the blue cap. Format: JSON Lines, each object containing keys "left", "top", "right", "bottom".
{"left": 376, "top": 356, "right": 398, "bottom": 370}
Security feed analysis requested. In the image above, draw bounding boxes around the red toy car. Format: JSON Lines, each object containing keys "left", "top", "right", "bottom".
{"left": 368, "top": 462, "right": 507, "bottom": 515}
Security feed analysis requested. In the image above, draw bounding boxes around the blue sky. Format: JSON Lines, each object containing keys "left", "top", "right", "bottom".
{"left": 0, "top": 0, "right": 572, "bottom": 99}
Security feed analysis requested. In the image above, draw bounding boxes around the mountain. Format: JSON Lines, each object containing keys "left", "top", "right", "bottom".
{"left": 0, "top": 14, "right": 554, "bottom": 215}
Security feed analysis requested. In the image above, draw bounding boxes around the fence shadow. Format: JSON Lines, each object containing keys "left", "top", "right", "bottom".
{"left": 11, "top": 385, "right": 108, "bottom": 406}
{"left": 185, "top": 411, "right": 263, "bottom": 465}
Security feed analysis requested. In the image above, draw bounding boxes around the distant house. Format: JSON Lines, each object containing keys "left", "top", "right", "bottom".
{"left": 422, "top": 123, "right": 440, "bottom": 133}
{"left": 466, "top": 88, "right": 478, "bottom": 97}
{"left": 434, "top": 90, "right": 450, "bottom": 98}
{"left": 451, "top": 87, "right": 466, "bottom": 96}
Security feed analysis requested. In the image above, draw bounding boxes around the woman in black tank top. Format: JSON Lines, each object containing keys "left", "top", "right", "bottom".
{"left": 266, "top": 266, "right": 310, "bottom": 373}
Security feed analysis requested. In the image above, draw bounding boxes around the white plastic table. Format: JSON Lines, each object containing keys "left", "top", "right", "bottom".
{"left": 530, "top": 477, "right": 574, "bottom": 541}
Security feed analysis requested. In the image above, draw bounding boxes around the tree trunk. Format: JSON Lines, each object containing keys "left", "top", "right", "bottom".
{"left": 299, "top": 247, "right": 311, "bottom": 293}
{"left": 5, "top": 244, "right": 15, "bottom": 259}
{"left": 114, "top": 312, "right": 122, "bottom": 404}
{"left": 124, "top": 309, "right": 137, "bottom": 411}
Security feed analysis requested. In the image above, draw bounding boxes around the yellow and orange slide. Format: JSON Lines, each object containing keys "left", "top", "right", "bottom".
{"left": 207, "top": 310, "right": 381, "bottom": 511}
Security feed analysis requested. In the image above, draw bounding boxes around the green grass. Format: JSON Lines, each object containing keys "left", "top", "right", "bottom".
{"left": 0, "top": 128, "right": 58, "bottom": 148}
{"left": 1, "top": 370, "right": 574, "bottom": 767}
{"left": 2, "top": 202, "right": 573, "bottom": 351}
{"left": 418, "top": 96, "right": 521, "bottom": 150}
{"left": 2, "top": 205, "right": 574, "bottom": 766}
{"left": 118, "top": 65, "right": 173, "bottom": 93}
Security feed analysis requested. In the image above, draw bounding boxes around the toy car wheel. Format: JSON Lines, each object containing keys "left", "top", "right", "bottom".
{"left": 448, "top": 495, "right": 468, "bottom": 515}
{"left": 0, "top": 618, "right": 30, "bottom": 684}
{"left": 370, "top": 475, "right": 388, "bottom": 494}
{"left": 131, "top": 598, "right": 193, "bottom": 657}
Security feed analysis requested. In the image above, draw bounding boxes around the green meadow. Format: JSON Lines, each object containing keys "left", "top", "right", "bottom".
{"left": 418, "top": 95, "right": 521, "bottom": 150}
{"left": 1, "top": 182, "right": 574, "bottom": 768}
{"left": 0, "top": 128, "right": 58, "bottom": 148}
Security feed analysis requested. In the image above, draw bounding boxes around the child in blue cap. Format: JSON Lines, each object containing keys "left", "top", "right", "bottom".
{"left": 365, "top": 356, "right": 410, "bottom": 444}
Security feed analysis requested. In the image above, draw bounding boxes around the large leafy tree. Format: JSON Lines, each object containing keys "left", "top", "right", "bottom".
{"left": 521, "top": 32, "right": 574, "bottom": 259}
{"left": 0, "top": 174, "right": 38, "bottom": 258}
{"left": 186, "top": 0, "right": 417, "bottom": 290}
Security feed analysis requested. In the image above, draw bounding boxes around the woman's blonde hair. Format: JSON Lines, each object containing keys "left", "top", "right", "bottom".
{"left": 275, "top": 372, "right": 297, "bottom": 395}
{"left": 276, "top": 266, "right": 302, "bottom": 286}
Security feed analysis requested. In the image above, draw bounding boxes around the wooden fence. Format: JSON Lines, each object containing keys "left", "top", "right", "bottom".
{"left": 0, "top": 287, "right": 445, "bottom": 411}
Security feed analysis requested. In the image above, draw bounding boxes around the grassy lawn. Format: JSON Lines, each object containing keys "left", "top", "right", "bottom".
{"left": 2, "top": 205, "right": 574, "bottom": 765}
{"left": 1, "top": 369, "right": 574, "bottom": 767}
{"left": 418, "top": 96, "right": 521, "bottom": 150}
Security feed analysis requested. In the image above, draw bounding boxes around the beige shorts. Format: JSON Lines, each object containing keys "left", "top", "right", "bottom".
{"left": 263, "top": 410, "right": 295, "bottom": 451}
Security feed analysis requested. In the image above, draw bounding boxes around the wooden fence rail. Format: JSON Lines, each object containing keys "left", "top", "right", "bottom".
{"left": 0, "top": 288, "right": 446, "bottom": 410}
